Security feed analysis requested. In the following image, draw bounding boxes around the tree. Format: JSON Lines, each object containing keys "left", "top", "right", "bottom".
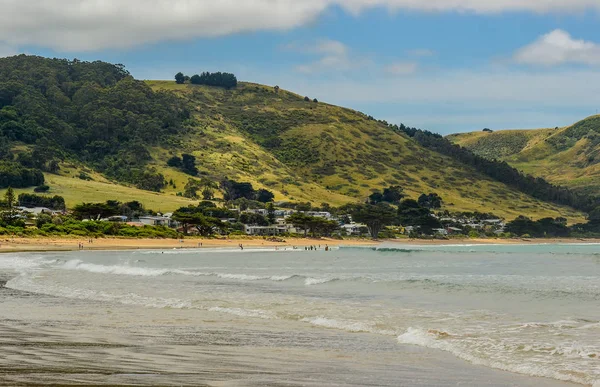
{"left": 382, "top": 186, "right": 405, "bottom": 204}
{"left": 418, "top": 193, "right": 443, "bottom": 209}
{"left": 239, "top": 213, "right": 269, "bottom": 226}
{"left": 190, "top": 74, "right": 201, "bottom": 85}
{"left": 397, "top": 199, "right": 441, "bottom": 234}
{"left": 295, "top": 202, "right": 312, "bottom": 212}
{"left": 349, "top": 203, "right": 396, "bottom": 239}
{"left": 175, "top": 72, "right": 186, "bottom": 84}
{"left": 184, "top": 179, "right": 202, "bottom": 199}
{"left": 167, "top": 156, "right": 182, "bottom": 168}
{"left": 172, "top": 209, "right": 223, "bottom": 236}
{"left": 256, "top": 188, "right": 275, "bottom": 203}
{"left": 34, "top": 185, "right": 50, "bottom": 193}
{"left": 36, "top": 213, "right": 53, "bottom": 228}
{"left": 72, "top": 202, "right": 120, "bottom": 220}
{"left": 202, "top": 185, "right": 215, "bottom": 200}
{"left": 5, "top": 187, "right": 15, "bottom": 209}
{"left": 368, "top": 191, "right": 384, "bottom": 204}
{"left": 221, "top": 179, "right": 256, "bottom": 201}
{"left": 267, "top": 202, "right": 276, "bottom": 224}
{"left": 181, "top": 154, "right": 198, "bottom": 176}
{"left": 304, "top": 96, "right": 310, "bottom": 102}
{"left": 287, "top": 212, "right": 312, "bottom": 237}
{"left": 313, "top": 98, "right": 318, "bottom": 103}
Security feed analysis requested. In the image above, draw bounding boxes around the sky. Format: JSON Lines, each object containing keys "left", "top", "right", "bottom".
{"left": 1, "top": 0, "right": 600, "bottom": 134}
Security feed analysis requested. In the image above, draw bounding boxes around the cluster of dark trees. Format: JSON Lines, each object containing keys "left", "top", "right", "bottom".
{"left": 382, "top": 121, "right": 599, "bottom": 213}
{"left": 286, "top": 212, "right": 339, "bottom": 237}
{"left": 167, "top": 154, "right": 198, "bottom": 176}
{"left": 175, "top": 71, "right": 237, "bottom": 89}
{"left": 0, "top": 55, "right": 190, "bottom": 191}
{"left": 339, "top": 198, "right": 442, "bottom": 239}
{"left": 368, "top": 186, "right": 405, "bottom": 205}
{"left": 0, "top": 162, "right": 45, "bottom": 188}
{"left": 72, "top": 200, "right": 148, "bottom": 220}
{"left": 505, "top": 216, "right": 569, "bottom": 238}
{"left": 172, "top": 201, "right": 239, "bottom": 236}
{"left": 18, "top": 193, "right": 65, "bottom": 210}
{"left": 220, "top": 179, "right": 274, "bottom": 203}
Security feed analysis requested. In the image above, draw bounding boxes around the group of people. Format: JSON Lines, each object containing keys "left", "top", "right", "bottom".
{"left": 288, "top": 245, "right": 330, "bottom": 251}
{"left": 77, "top": 239, "right": 94, "bottom": 250}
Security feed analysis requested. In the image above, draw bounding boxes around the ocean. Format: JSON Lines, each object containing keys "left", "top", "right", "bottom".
{"left": 0, "top": 244, "right": 598, "bottom": 386}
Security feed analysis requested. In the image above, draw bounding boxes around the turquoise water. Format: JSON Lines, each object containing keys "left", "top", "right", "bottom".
{"left": 1, "top": 244, "right": 598, "bottom": 385}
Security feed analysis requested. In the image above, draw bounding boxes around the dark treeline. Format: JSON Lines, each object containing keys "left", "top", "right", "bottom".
{"left": 0, "top": 162, "right": 45, "bottom": 188}
{"left": 0, "top": 55, "right": 190, "bottom": 191}
{"left": 381, "top": 121, "right": 598, "bottom": 213}
{"left": 18, "top": 193, "right": 66, "bottom": 210}
{"left": 176, "top": 71, "right": 237, "bottom": 89}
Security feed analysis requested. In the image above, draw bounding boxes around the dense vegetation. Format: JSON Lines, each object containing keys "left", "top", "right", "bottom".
{"left": 0, "top": 55, "right": 189, "bottom": 191}
{"left": 176, "top": 71, "right": 237, "bottom": 89}
{"left": 18, "top": 193, "right": 65, "bottom": 210}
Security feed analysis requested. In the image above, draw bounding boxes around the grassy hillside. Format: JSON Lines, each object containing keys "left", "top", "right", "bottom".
{"left": 0, "top": 56, "right": 587, "bottom": 222}
{"left": 448, "top": 116, "right": 600, "bottom": 196}
{"left": 145, "top": 81, "right": 585, "bottom": 222}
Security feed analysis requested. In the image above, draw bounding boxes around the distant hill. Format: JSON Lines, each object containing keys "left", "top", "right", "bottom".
{"left": 0, "top": 55, "right": 587, "bottom": 222}
{"left": 448, "top": 116, "right": 600, "bottom": 196}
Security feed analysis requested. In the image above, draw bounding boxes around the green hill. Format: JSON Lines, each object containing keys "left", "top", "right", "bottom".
{"left": 0, "top": 55, "right": 587, "bottom": 222}
{"left": 448, "top": 115, "right": 600, "bottom": 196}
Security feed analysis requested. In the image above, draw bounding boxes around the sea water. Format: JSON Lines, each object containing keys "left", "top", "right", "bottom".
{"left": 0, "top": 244, "right": 598, "bottom": 386}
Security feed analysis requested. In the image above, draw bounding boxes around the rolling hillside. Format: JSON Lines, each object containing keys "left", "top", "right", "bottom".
{"left": 448, "top": 115, "right": 600, "bottom": 196}
{"left": 0, "top": 55, "right": 587, "bottom": 222}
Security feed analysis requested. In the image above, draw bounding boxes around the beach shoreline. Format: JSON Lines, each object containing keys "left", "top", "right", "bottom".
{"left": 0, "top": 236, "right": 598, "bottom": 253}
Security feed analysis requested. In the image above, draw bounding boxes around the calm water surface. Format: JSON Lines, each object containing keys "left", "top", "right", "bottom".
{"left": 0, "top": 244, "right": 598, "bottom": 386}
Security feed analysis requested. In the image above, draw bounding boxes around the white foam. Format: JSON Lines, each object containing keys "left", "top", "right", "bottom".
{"left": 301, "top": 316, "right": 374, "bottom": 333}
{"left": 0, "top": 255, "right": 49, "bottom": 271}
{"left": 61, "top": 259, "right": 182, "bottom": 277}
{"left": 397, "top": 327, "right": 597, "bottom": 386}
{"left": 304, "top": 277, "right": 337, "bottom": 286}
{"left": 5, "top": 274, "right": 193, "bottom": 309}
{"left": 216, "top": 273, "right": 294, "bottom": 282}
{"left": 208, "top": 306, "right": 276, "bottom": 319}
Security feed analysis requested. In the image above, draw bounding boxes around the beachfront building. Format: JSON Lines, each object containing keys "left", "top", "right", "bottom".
{"left": 306, "top": 211, "right": 332, "bottom": 219}
{"left": 340, "top": 223, "right": 367, "bottom": 236}
{"left": 139, "top": 216, "right": 179, "bottom": 228}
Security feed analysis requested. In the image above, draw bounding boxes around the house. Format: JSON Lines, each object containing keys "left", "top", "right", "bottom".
{"left": 16, "top": 206, "right": 60, "bottom": 216}
{"left": 244, "top": 224, "right": 288, "bottom": 236}
{"left": 139, "top": 216, "right": 179, "bottom": 228}
{"left": 341, "top": 223, "right": 367, "bottom": 236}
{"left": 306, "top": 211, "right": 332, "bottom": 219}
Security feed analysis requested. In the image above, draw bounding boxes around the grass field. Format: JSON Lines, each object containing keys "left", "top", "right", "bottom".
{"left": 449, "top": 115, "right": 600, "bottom": 196}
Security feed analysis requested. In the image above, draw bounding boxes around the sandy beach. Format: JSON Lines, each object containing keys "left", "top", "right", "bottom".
{"left": 0, "top": 236, "right": 598, "bottom": 253}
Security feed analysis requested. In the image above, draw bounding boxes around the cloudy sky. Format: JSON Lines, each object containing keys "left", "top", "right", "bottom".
{"left": 1, "top": 0, "right": 600, "bottom": 133}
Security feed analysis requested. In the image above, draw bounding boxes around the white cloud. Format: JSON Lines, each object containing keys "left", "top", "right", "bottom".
{"left": 292, "top": 39, "right": 370, "bottom": 74}
{"left": 385, "top": 62, "right": 418, "bottom": 75}
{"left": 514, "top": 29, "right": 600, "bottom": 66}
{"left": 1, "top": 1, "right": 599, "bottom": 52}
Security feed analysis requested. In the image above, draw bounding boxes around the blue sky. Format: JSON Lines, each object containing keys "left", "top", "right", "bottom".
{"left": 1, "top": 1, "right": 600, "bottom": 134}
